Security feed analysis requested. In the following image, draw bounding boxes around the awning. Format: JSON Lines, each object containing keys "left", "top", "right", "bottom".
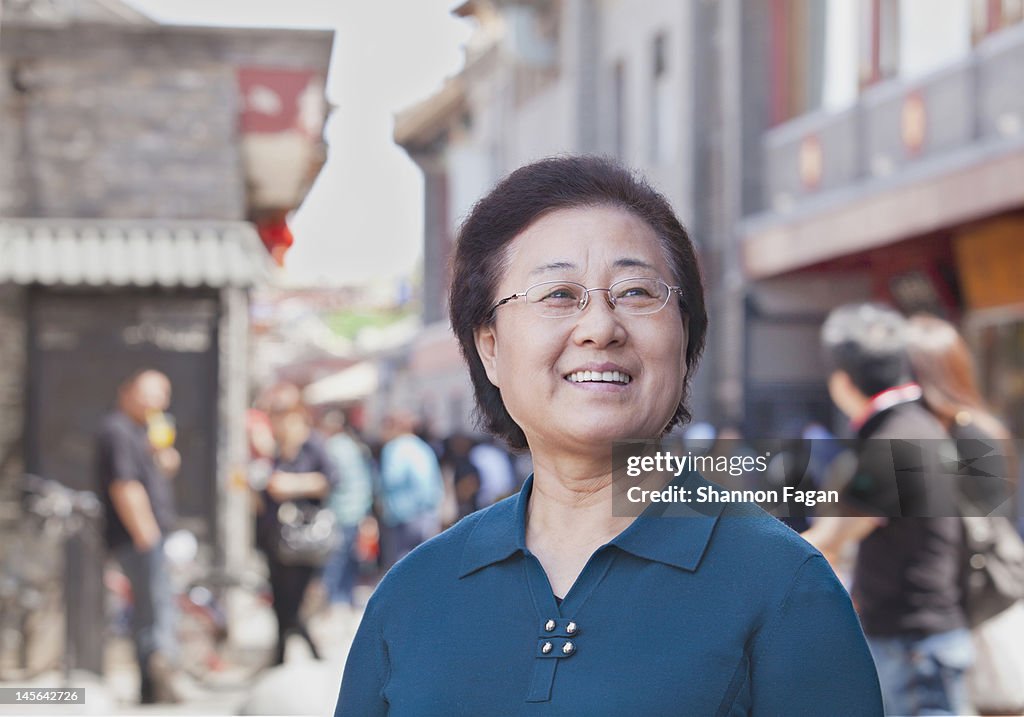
{"left": 303, "top": 362, "right": 379, "bottom": 405}
{"left": 0, "top": 219, "right": 273, "bottom": 288}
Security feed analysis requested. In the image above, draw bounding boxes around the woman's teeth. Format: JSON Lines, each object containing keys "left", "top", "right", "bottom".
{"left": 567, "top": 370, "right": 632, "bottom": 385}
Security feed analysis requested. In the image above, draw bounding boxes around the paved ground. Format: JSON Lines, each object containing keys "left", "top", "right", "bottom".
{"left": 0, "top": 592, "right": 365, "bottom": 716}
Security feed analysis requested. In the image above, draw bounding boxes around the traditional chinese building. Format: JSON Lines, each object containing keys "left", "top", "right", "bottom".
{"left": 739, "top": 1, "right": 1024, "bottom": 437}
{"left": 0, "top": 0, "right": 332, "bottom": 672}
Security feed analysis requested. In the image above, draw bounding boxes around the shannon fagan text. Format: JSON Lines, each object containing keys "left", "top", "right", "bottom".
{"left": 626, "top": 485, "right": 840, "bottom": 507}
{"left": 625, "top": 451, "right": 770, "bottom": 478}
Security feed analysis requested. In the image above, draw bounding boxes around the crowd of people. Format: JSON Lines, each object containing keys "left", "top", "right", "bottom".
{"left": 245, "top": 386, "right": 528, "bottom": 670}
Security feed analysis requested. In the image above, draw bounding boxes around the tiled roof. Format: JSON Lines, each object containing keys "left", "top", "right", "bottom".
{"left": 0, "top": 219, "right": 271, "bottom": 288}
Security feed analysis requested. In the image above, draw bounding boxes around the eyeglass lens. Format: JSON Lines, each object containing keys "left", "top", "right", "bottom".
{"left": 524, "top": 279, "right": 671, "bottom": 317}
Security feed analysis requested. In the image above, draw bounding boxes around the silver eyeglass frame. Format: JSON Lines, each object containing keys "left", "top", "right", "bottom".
{"left": 486, "top": 277, "right": 684, "bottom": 320}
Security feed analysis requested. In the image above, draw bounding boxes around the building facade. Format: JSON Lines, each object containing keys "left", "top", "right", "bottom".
{"left": 739, "top": 0, "right": 1024, "bottom": 437}
{"left": 0, "top": 0, "right": 332, "bottom": 672}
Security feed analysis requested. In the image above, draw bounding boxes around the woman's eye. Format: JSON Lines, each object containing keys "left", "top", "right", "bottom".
{"left": 620, "top": 287, "right": 652, "bottom": 298}
{"left": 544, "top": 289, "right": 576, "bottom": 301}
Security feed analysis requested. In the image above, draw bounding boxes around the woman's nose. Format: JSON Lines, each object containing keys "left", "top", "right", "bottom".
{"left": 572, "top": 290, "right": 625, "bottom": 346}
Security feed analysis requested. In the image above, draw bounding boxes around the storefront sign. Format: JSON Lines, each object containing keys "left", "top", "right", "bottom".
{"left": 954, "top": 218, "right": 1024, "bottom": 310}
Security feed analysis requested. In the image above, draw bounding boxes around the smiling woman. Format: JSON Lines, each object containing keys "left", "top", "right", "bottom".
{"left": 334, "top": 156, "right": 883, "bottom": 716}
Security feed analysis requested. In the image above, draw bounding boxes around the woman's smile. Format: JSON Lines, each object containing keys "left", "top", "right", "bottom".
{"left": 563, "top": 362, "right": 635, "bottom": 393}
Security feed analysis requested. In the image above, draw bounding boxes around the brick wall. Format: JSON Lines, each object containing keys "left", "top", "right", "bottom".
{"left": 0, "top": 23, "right": 332, "bottom": 220}
{"left": 0, "top": 286, "right": 26, "bottom": 500}
{"left": 0, "top": 60, "right": 28, "bottom": 215}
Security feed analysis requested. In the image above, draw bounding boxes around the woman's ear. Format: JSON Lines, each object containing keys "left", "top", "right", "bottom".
{"left": 474, "top": 324, "right": 501, "bottom": 388}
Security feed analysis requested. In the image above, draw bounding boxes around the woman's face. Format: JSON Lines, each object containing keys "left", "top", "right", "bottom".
{"left": 474, "top": 204, "right": 688, "bottom": 454}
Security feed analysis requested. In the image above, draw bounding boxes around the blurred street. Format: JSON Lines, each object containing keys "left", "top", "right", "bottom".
{"left": 1, "top": 0, "right": 1023, "bottom": 715}
{"left": 0, "top": 588, "right": 367, "bottom": 716}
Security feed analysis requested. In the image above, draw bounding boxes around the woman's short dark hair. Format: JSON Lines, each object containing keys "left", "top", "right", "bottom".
{"left": 448, "top": 155, "right": 707, "bottom": 451}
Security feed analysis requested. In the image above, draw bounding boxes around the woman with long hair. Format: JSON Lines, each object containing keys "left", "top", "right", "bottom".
{"left": 906, "top": 314, "right": 1016, "bottom": 509}
{"left": 906, "top": 313, "right": 1024, "bottom": 716}
{"left": 906, "top": 315, "right": 1012, "bottom": 439}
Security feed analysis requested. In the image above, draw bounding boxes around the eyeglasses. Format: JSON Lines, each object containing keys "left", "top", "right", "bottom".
{"left": 488, "top": 278, "right": 684, "bottom": 319}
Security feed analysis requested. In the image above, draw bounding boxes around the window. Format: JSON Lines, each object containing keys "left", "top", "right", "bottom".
{"left": 649, "top": 32, "right": 673, "bottom": 162}
{"left": 770, "top": 0, "right": 853, "bottom": 122}
{"left": 612, "top": 61, "right": 626, "bottom": 159}
{"left": 972, "top": 0, "right": 1024, "bottom": 43}
{"left": 973, "top": 0, "right": 994, "bottom": 43}
{"left": 858, "top": 0, "right": 900, "bottom": 89}
{"left": 1006, "top": 0, "right": 1024, "bottom": 25}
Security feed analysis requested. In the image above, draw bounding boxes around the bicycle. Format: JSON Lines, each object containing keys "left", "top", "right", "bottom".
{"left": 0, "top": 474, "right": 102, "bottom": 681}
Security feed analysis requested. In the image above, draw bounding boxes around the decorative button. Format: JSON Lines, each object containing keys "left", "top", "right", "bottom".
{"left": 541, "top": 641, "right": 553, "bottom": 654}
{"left": 562, "top": 641, "right": 575, "bottom": 655}
{"left": 544, "top": 619, "right": 556, "bottom": 632}
{"left": 566, "top": 621, "right": 577, "bottom": 634}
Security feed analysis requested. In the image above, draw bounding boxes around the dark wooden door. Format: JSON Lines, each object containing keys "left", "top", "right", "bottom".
{"left": 26, "top": 289, "right": 220, "bottom": 538}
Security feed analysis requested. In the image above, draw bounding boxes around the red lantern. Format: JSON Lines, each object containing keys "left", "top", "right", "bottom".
{"left": 257, "top": 218, "right": 294, "bottom": 266}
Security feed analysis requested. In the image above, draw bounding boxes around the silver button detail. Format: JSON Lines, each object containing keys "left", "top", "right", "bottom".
{"left": 542, "top": 641, "right": 553, "bottom": 654}
{"left": 544, "top": 619, "right": 556, "bottom": 632}
{"left": 562, "top": 641, "right": 575, "bottom": 655}
{"left": 566, "top": 621, "right": 577, "bottom": 634}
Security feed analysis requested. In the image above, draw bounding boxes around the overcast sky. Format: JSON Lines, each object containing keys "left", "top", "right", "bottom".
{"left": 126, "top": 0, "right": 472, "bottom": 288}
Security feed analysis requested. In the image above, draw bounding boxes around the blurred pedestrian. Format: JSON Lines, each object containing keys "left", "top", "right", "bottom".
{"left": 442, "top": 432, "right": 481, "bottom": 520}
{"left": 906, "top": 314, "right": 1024, "bottom": 715}
{"left": 255, "top": 392, "right": 338, "bottom": 666}
{"left": 805, "top": 303, "right": 971, "bottom": 716}
{"left": 801, "top": 421, "right": 845, "bottom": 490}
{"left": 337, "top": 155, "right": 881, "bottom": 715}
{"left": 321, "top": 409, "right": 374, "bottom": 608}
{"left": 376, "top": 410, "right": 443, "bottom": 568}
{"left": 468, "top": 436, "right": 517, "bottom": 507}
{"left": 97, "top": 369, "right": 181, "bottom": 704}
{"left": 906, "top": 314, "right": 1017, "bottom": 513}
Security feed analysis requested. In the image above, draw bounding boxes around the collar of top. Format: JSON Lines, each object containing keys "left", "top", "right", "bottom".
{"left": 458, "top": 471, "right": 723, "bottom": 578}
{"left": 849, "top": 382, "right": 923, "bottom": 434}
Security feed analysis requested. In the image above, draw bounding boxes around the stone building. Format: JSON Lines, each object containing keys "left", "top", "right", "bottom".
{"left": 0, "top": 0, "right": 332, "bottom": 672}
{"left": 394, "top": 0, "right": 1024, "bottom": 443}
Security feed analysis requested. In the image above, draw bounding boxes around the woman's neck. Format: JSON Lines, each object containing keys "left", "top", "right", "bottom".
{"left": 524, "top": 451, "right": 674, "bottom": 599}
{"left": 525, "top": 454, "right": 637, "bottom": 550}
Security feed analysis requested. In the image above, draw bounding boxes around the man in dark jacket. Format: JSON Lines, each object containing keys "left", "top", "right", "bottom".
{"left": 804, "top": 303, "right": 971, "bottom": 716}
{"left": 97, "top": 369, "right": 181, "bottom": 704}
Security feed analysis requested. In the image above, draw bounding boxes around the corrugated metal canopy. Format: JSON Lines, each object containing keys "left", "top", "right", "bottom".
{"left": 303, "top": 362, "right": 380, "bottom": 405}
{"left": 0, "top": 219, "right": 272, "bottom": 288}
